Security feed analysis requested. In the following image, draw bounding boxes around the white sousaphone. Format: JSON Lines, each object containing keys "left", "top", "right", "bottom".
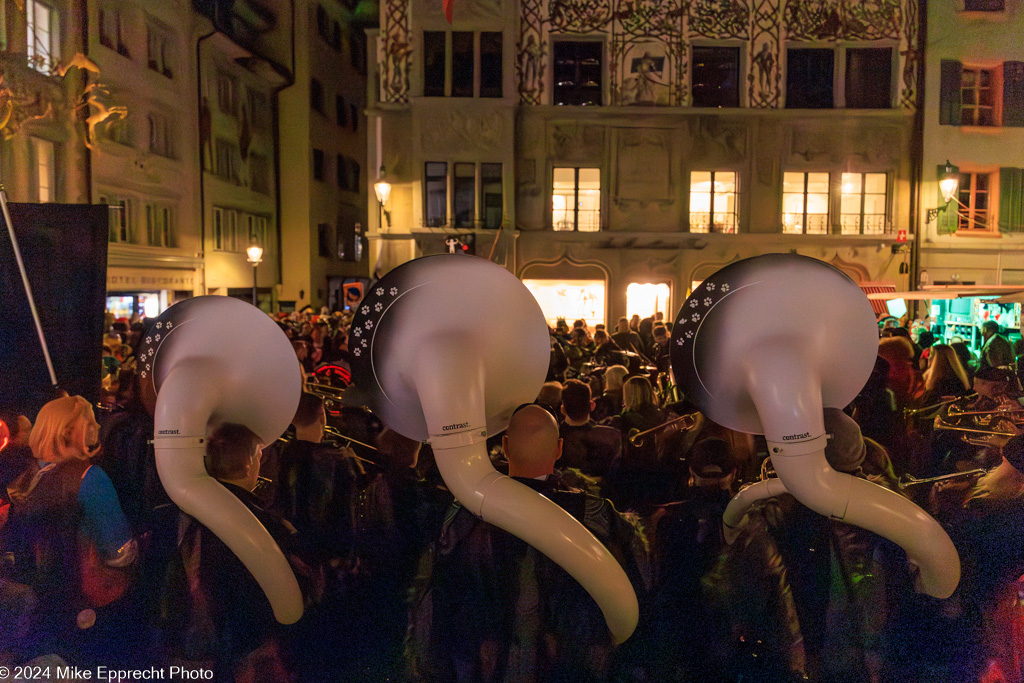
{"left": 140, "top": 296, "right": 303, "bottom": 623}
{"left": 670, "top": 254, "right": 960, "bottom": 599}
{"left": 349, "top": 254, "right": 639, "bottom": 642}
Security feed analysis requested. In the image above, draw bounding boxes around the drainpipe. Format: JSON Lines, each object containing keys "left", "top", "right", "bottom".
{"left": 197, "top": 27, "right": 216, "bottom": 293}
{"left": 910, "top": 0, "right": 928, "bottom": 309}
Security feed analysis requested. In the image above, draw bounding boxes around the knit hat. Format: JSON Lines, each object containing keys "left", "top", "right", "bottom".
{"left": 689, "top": 438, "right": 736, "bottom": 479}
{"left": 823, "top": 408, "right": 867, "bottom": 474}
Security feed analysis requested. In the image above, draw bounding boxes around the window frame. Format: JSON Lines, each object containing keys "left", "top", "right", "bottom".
{"left": 552, "top": 167, "right": 602, "bottom": 232}
{"left": 956, "top": 171, "right": 993, "bottom": 232}
{"left": 552, "top": 39, "right": 604, "bottom": 106}
{"left": 480, "top": 163, "right": 503, "bottom": 229}
{"left": 424, "top": 162, "right": 449, "bottom": 228}
{"left": 688, "top": 170, "right": 739, "bottom": 234}
{"left": 690, "top": 45, "right": 741, "bottom": 108}
{"left": 785, "top": 44, "right": 895, "bottom": 110}
{"left": 421, "top": 31, "right": 504, "bottom": 99}
{"left": 782, "top": 171, "right": 831, "bottom": 234}
{"left": 839, "top": 172, "right": 889, "bottom": 235}
{"left": 30, "top": 136, "right": 56, "bottom": 203}
{"left": 101, "top": 195, "right": 133, "bottom": 244}
{"left": 26, "top": 0, "right": 60, "bottom": 73}
{"left": 960, "top": 66, "right": 999, "bottom": 127}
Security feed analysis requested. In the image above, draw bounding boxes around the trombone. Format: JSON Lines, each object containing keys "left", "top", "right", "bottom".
{"left": 628, "top": 413, "right": 698, "bottom": 447}
{"left": 277, "top": 426, "right": 378, "bottom": 466}
{"left": 903, "top": 394, "right": 978, "bottom": 419}
{"left": 933, "top": 419, "right": 1017, "bottom": 438}
{"left": 900, "top": 468, "right": 992, "bottom": 489}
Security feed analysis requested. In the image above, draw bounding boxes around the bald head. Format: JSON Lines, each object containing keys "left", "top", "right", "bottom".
{"left": 503, "top": 405, "right": 562, "bottom": 478}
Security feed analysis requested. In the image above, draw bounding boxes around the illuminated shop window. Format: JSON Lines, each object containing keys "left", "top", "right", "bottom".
{"left": 689, "top": 171, "right": 737, "bottom": 233}
{"left": 626, "top": 283, "right": 671, "bottom": 322}
{"left": 522, "top": 279, "right": 606, "bottom": 330}
{"left": 840, "top": 172, "right": 887, "bottom": 235}
{"left": 782, "top": 172, "right": 830, "bottom": 234}
{"left": 553, "top": 168, "right": 600, "bottom": 232}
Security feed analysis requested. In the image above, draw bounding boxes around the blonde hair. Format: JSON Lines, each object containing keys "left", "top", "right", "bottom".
{"left": 603, "top": 365, "right": 628, "bottom": 392}
{"left": 924, "top": 344, "right": 970, "bottom": 393}
{"left": 29, "top": 395, "right": 100, "bottom": 463}
{"left": 623, "top": 376, "right": 655, "bottom": 412}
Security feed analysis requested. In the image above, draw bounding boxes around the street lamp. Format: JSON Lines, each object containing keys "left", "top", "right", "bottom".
{"left": 246, "top": 243, "right": 264, "bottom": 307}
{"left": 374, "top": 165, "right": 392, "bottom": 229}
{"left": 926, "top": 160, "right": 961, "bottom": 223}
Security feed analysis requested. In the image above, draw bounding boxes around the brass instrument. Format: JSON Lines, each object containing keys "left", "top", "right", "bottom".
{"left": 277, "top": 426, "right": 378, "bottom": 466}
{"left": 946, "top": 405, "right": 1024, "bottom": 419}
{"left": 933, "top": 420, "right": 1017, "bottom": 438}
{"left": 305, "top": 381, "right": 348, "bottom": 402}
{"left": 903, "top": 394, "right": 978, "bottom": 419}
{"left": 900, "top": 468, "right": 992, "bottom": 489}
{"left": 628, "top": 413, "right": 698, "bottom": 447}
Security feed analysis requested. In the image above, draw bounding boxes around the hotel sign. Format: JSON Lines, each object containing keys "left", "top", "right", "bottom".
{"left": 107, "top": 267, "right": 196, "bottom": 291}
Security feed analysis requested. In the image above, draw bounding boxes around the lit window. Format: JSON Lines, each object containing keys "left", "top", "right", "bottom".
{"left": 523, "top": 279, "right": 606, "bottom": 330}
{"left": 956, "top": 172, "right": 991, "bottom": 231}
{"left": 961, "top": 68, "right": 996, "bottom": 126}
{"left": 689, "top": 171, "right": 737, "bottom": 233}
{"left": 626, "top": 283, "right": 671, "bottom": 322}
{"left": 31, "top": 137, "right": 55, "bottom": 203}
{"left": 840, "top": 173, "right": 887, "bottom": 234}
{"left": 783, "top": 172, "right": 830, "bottom": 234}
{"left": 553, "top": 168, "right": 601, "bottom": 232}
{"left": 26, "top": 0, "right": 59, "bottom": 73}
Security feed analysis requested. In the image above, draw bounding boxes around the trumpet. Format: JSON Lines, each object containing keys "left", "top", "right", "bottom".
{"left": 899, "top": 468, "right": 992, "bottom": 489}
{"left": 946, "top": 405, "right": 1024, "bottom": 419}
{"left": 305, "top": 381, "right": 348, "bottom": 402}
{"left": 628, "top": 413, "right": 698, "bottom": 447}
{"left": 903, "top": 394, "right": 978, "bottom": 419}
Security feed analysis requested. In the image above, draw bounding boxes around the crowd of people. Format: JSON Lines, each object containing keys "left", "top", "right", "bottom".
{"left": 1, "top": 305, "right": 1023, "bottom": 682}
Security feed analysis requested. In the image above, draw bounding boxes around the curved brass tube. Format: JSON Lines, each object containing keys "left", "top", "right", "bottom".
{"left": 900, "top": 468, "right": 992, "bottom": 489}
{"left": 903, "top": 394, "right": 978, "bottom": 419}
{"left": 627, "top": 413, "right": 698, "bottom": 447}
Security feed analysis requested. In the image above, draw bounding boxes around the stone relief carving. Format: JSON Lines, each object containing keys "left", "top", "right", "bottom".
{"left": 551, "top": 124, "right": 605, "bottom": 162}
{"left": 692, "top": 117, "right": 747, "bottom": 162}
{"left": 420, "top": 110, "right": 506, "bottom": 154}
{"left": 616, "top": 129, "right": 671, "bottom": 203}
{"left": 790, "top": 128, "right": 833, "bottom": 163}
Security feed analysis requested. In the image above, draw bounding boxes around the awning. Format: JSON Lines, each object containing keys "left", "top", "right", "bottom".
{"left": 859, "top": 283, "right": 895, "bottom": 316}
{"left": 866, "top": 288, "right": 1024, "bottom": 301}
{"left": 980, "top": 291, "right": 1024, "bottom": 305}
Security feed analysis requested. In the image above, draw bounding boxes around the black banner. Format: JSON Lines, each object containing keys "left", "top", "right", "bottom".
{"left": 0, "top": 203, "right": 109, "bottom": 418}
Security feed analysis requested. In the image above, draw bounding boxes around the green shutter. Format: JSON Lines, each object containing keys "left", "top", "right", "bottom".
{"left": 936, "top": 164, "right": 958, "bottom": 235}
{"left": 999, "top": 167, "right": 1024, "bottom": 232}
{"left": 1003, "top": 62, "right": 1024, "bottom": 127}
{"left": 939, "top": 60, "right": 963, "bottom": 126}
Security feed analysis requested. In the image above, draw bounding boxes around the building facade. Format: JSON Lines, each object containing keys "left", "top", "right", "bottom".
{"left": 195, "top": 0, "right": 293, "bottom": 311}
{"left": 280, "top": 0, "right": 373, "bottom": 314}
{"left": 371, "top": 0, "right": 925, "bottom": 326}
{"left": 0, "top": 0, "right": 90, "bottom": 206}
{"left": 89, "top": 0, "right": 204, "bottom": 318}
{"left": 920, "top": 0, "right": 1024, "bottom": 289}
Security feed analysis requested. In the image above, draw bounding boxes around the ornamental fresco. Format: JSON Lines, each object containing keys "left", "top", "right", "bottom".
{"left": 517, "top": 0, "right": 919, "bottom": 109}
{"left": 381, "top": 0, "right": 411, "bottom": 103}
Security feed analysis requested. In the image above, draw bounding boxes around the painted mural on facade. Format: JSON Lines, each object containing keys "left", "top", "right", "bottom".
{"left": 513, "top": 0, "right": 919, "bottom": 109}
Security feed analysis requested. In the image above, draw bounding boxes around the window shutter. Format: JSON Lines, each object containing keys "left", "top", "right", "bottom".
{"left": 1003, "top": 62, "right": 1024, "bottom": 127}
{"left": 936, "top": 164, "right": 958, "bottom": 235}
{"left": 999, "top": 167, "right": 1024, "bottom": 232}
{"left": 939, "top": 60, "right": 963, "bottom": 125}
